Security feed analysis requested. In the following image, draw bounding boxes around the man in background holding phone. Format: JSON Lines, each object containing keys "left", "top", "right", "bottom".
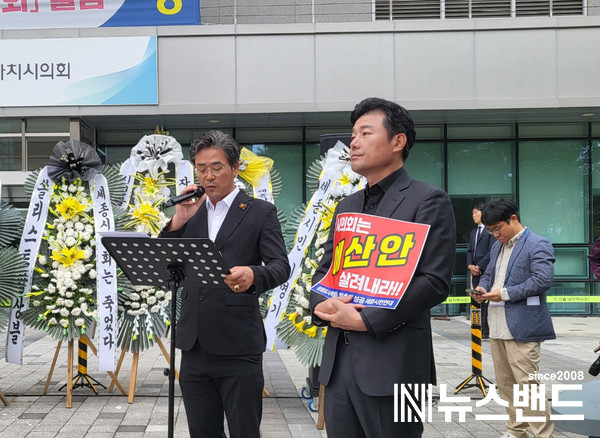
{"left": 470, "top": 198, "right": 555, "bottom": 438}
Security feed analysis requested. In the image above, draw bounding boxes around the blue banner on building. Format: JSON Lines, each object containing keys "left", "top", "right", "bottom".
{"left": 0, "top": 0, "right": 201, "bottom": 29}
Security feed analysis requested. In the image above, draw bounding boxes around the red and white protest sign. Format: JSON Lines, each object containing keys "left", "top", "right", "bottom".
{"left": 311, "top": 213, "right": 430, "bottom": 309}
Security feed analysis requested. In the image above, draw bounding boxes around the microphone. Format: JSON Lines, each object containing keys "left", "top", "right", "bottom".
{"left": 164, "top": 186, "right": 205, "bottom": 208}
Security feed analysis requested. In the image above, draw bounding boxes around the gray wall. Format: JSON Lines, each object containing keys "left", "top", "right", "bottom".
{"left": 2, "top": 16, "right": 600, "bottom": 118}
{"left": 199, "top": 0, "right": 372, "bottom": 24}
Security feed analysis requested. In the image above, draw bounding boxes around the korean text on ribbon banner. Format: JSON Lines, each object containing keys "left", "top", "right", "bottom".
{"left": 311, "top": 213, "right": 430, "bottom": 309}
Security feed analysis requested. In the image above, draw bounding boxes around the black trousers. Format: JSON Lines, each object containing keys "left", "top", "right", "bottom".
{"left": 323, "top": 337, "right": 424, "bottom": 438}
{"left": 179, "top": 341, "right": 264, "bottom": 438}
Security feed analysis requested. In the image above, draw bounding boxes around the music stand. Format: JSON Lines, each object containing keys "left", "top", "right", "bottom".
{"left": 101, "top": 235, "right": 230, "bottom": 438}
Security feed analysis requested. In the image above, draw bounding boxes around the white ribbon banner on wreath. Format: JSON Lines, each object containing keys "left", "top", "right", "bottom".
{"left": 118, "top": 158, "right": 136, "bottom": 210}
{"left": 175, "top": 160, "right": 194, "bottom": 196}
{"left": 6, "top": 167, "right": 52, "bottom": 364}
{"left": 253, "top": 174, "right": 274, "bottom": 204}
{"left": 263, "top": 141, "right": 352, "bottom": 351}
{"left": 119, "top": 159, "right": 193, "bottom": 209}
{"left": 91, "top": 174, "right": 117, "bottom": 372}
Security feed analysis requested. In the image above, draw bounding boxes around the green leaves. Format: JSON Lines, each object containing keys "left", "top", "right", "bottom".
{"left": 0, "top": 202, "right": 24, "bottom": 247}
{"left": 0, "top": 247, "right": 27, "bottom": 303}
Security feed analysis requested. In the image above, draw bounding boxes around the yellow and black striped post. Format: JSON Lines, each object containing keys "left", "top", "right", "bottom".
{"left": 60, "top": 338, "right": 106, "bottom": 394}
{"left": 455, "top": 302, "right": 493, "bottom": 396}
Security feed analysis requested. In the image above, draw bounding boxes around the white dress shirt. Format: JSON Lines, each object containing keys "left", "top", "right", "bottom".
{"left": 206, "top": 187, "right": 239, "bottom": 242}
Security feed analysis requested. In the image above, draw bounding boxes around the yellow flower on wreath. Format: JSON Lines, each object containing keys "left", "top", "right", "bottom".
{"left": 125, "top": 198, "right": 164, "bottom": 236}
{"left": 338, "top": 172, "right": 354, "bottom": 187}
{"left": 287, "top": 312, "right": 319, "bottom": 338}
{"left": 56, "top": 196, "right": 87, "bottom": 220}
{"left": 132, "top": 171, "right": 174, "bottom": 198}
{"left": 51, "top": 245, "right": 85, "bottom": 266}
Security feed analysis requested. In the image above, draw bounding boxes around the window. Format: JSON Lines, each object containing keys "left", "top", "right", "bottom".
{"left": 374, "top": 0, "right": 583, "bottom": 20}
{"left": 519, "top": 140, "right": 589, "bottom": 244}
{"left": 447, "top": 140, "right": 515, "bottom": 243}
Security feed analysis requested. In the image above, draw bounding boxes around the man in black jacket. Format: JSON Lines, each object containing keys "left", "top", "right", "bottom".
{"left": 467, "top": 202, "right": 494, "bottom": 338}
{"left": 310, "top": 98, "right": 456, "bottom": 437}
{"left": 160, "top": 131, "right": 290, "bottom": 438}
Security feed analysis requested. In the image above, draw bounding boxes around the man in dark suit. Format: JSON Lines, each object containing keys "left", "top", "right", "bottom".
{"left": 309, "top": 98, "right": 456, "bottom": 437}
{"left": 160, "top": 130, "right": 290, "bottom": 438}
{"left": 471, "top": 198, "right": 555, "bottom": 438}
{"left": 467, "top": 202, "right": 494, "bottom": 338}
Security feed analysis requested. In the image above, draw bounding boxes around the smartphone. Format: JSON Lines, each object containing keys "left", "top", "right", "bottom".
{"left": 465, "top": 288, "right": 484, "bottom": 295}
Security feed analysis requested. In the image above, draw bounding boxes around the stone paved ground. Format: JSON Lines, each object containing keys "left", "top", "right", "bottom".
{"left": 0, "top": 315, "right": 598, "bottom": 437}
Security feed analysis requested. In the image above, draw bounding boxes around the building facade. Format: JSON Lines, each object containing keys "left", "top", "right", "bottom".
{"left": 2, "top": 0, "right": 600, "bottom": 315}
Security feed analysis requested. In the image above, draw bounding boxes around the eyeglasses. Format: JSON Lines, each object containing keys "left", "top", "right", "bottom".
{"left": 486, "top": 222, "right": 507, "bottom": 235}
{"left": 195, "top": 163, "right": 227, "bottom": 176}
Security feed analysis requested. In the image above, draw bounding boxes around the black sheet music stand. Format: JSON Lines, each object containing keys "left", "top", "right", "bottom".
{"left": 101, "top": 235, "right": 230, "bottom": 438}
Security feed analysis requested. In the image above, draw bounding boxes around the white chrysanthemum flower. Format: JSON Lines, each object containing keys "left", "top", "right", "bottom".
{"left": 65, "top": 237, "right": 77, "bottom": 247}
{"left": 71, "top": 308, "right": 81, "bottom": 316}
{"left": 130, "top": 293, "right": 140, "bottom": 301}
{"left": 140, "top": 303, "right": 148, "bottom": 309}
{"left": 32, "top": 300, "right": 41, "bottom": 307}
{"left": 89, "top": 270, "right": 97, "bottom": 279}
{"left": 139, "top": 308, "right": 147, "bottom": 315}
{"left": 131, "top": 302, "right": 140, "bottom": 309}
{"left": 80, "top": 302, "right": 88, "bottom": 310}
{"left": 140, "top": 291, "right": 149, "bottom": 299}
{"left": 59, "top": 308, "right": 70, "bottom": 317}
{"left": 64, "top": 300, "right": 74, "bottom": 308}
{"left": 52, "top": 261, "right": 59, "bottom": 269}
{"left": 165, "top": 291, "right": 172, "bottom": 300}
{"left": 298, "top": 296, "right": 310, "bottom": 308}
{"left": 65, "top": 228, "right": 75, "bottom": 237}
{"left": 75, "top": 318, "right": 85, "bottom": 327}
{"left": 155, "top": 290, "right": 165, "bottom": 299}
{"left": 38, "top": 256, "right": 47, "bottom": 265}
{"left": 68, "top": 184, "right": 77, "bottom": 193}
{"left": 151, "top": 305, "right": 160, "bottom": 313}
{"left": 65, "top": 221, "right": 74, "bottom": 229}
{"left": 147, "top": 296, "right": 157, "bottom": 305}
{"left": 49, "top": 318, "right": 58, "bottom": 325}
{"left": 83, "top": 247, "right": 93, "bottom": 260}
{"left": 84, "top": 224, "right": 93, "bottom": 234}
{"left": 74, "top": 222, "right": 84, "bottom": 231}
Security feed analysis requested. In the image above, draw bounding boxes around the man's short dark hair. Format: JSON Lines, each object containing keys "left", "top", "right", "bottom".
{"left": 350, "top": 97, "right": 416, "bottom": 161}
{"left": 190, "top": 130, "right": 240, "bottom": 167}
{"left": 473, "top": 202, "right": 486, "bottom": 212}
{"left": 482, "top": 198, "right": 520, "bottom": 225}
